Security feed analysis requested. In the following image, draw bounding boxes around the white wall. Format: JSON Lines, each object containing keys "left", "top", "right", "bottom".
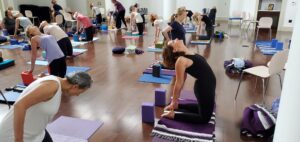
{"left": 176, "top": 0, "right": 229, "bottom": 19}
{"left": 273, "top": 1, "right": 300, "bottom": 141}
{"left": 66, "top": 0, "right": 88, "bottom": 15}
{"left": 283, "top": 0, "right": 297, "bottom": 27}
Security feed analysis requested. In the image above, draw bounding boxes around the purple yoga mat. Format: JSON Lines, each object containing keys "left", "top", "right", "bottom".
{"left": 152, "top": 100, "right": 216, "bottom": 142}
{"left": 143, "top": 68, "right": 176, "bottom": 76}
{"left": 46, "top": 116, "right": 103, "bottom": 140}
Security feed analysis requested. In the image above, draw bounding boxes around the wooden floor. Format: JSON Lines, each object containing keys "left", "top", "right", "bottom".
{"left": 0, "top": 22, "right": 292, "bottom": 142}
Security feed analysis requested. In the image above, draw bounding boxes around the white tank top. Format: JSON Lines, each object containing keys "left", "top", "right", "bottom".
{"left": 133, "top": 12, "right": 143, "bottom": 23}
{"left": 0, "top": 76, "right": 62, "bottom": 142}
{"left": 43, "top": 24, "right": 68, "bottom": 41}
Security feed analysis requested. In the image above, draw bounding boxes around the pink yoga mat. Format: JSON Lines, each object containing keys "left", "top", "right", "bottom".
{"left": 46, "top": 116, "right": 103, "bottom": 140}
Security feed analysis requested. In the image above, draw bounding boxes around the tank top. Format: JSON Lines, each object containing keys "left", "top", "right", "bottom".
{"left": 18, "top": 17, "right": 32, "bottom": 29}
{"left": 43, "top": 25, "right": 67, "bottom": 41}
{"left": 133, "top": 12, "right": 143, "bottom": 23}
{"left": 184, "top": 54, "right": 216, "bottom": 84}
{"left": 77, "top": 14, "right": 92, "bottom": 28}
{"left": 40, "top": 35, "right": 65, "bottom": 63}
{"left": 0, "top": 76, "right": 62, "bottom": 142}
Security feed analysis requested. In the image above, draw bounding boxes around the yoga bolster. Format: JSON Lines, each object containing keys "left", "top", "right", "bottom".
{"left": 112, "top": 47, "right": 125, "bottom": 54}
{"left": 0, "top": 59, "right": 15, "bottom": 70}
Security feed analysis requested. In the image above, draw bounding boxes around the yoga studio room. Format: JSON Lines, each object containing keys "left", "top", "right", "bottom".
{"left": 0, "top": 0, "right": 299, "bottom": 141}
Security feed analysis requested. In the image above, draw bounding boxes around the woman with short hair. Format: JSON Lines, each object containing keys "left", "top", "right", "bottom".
{"left": 0, "top": 72, "right": 93, "bottom": 142}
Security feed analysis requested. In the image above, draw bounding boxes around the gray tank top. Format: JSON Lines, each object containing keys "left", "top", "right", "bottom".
{"left": 40, "top": 35, "right": 64, "bottom": 63}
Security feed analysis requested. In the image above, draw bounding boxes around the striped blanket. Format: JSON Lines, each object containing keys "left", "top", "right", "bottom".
{"left": 152, "top": 100, "right": 216, "bottom": 142}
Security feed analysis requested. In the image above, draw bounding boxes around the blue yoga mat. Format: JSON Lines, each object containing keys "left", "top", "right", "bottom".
{"left": 27, "top": 60, "right": 49, "bottom": 66}
{"left": 256, "top": 41, "right": 272, "bottom": 47}
{"left": 147, "top": 47, "right": 163, "bottom": 53}
{"left": 261, "top": 50, "right": 280, "bottom": 55}
{"left": 44, "top": 66, "right": 91, "bottom": 75}
{"left": 138, "top": 74, "right": 173, "bottom": 84}
{"left": 0, "top": 45, "right": 22, "bottom": 49}
{"left": 66, "top": 66, "right": 90, "bottom": 74}
{"left": 0, "top": 91, "right": 21, "bottom": 103}
{"left": 190, "top": 40, "right": 211, "bottom": 45}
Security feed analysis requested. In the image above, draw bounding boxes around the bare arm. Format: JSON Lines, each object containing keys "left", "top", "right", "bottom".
{"left": 154, "top": 26, "right": 161, "bottom": 43}
{"left": 196, "top": 24, "right": 201, "bottom": 35}
{"left": 130, "top": 13, "right": 135, "bottom": 31}
{"left": 162, "top": 25, "right": 172, "bottom": 42}
{"left": 172, "top": 57, "right": 188, "bottom": 104}
{"left": 14, "top": 18, "right": 20, "bottom": 37}
{"left": 14, "top": 80, "right": 59, "bottom": 142}
{"left": 29, "top": 37, "right": 38, "bottom": 73}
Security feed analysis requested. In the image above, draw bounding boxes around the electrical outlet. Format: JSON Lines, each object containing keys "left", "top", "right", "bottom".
{"left": 289, "top": 20, "right": 293, "bottom": 23}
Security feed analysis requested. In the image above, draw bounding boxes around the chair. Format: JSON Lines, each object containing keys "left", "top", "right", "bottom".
{"left": 235, "top": 50, "right": 289, "bottom": 104}
{"left": 55, "top": 14, "right": 64, "bottom": 28}
{"left": 24, "top": 10, "right": 39, "bottom": 26}
{"left": 228, "top": 11, "right": 243, "bottom": 34}
{"left": 255, "top": 17, "right": 273, "bottom": 41}
{"left": 62, "top": 11, "right": 77, "bottom": 30}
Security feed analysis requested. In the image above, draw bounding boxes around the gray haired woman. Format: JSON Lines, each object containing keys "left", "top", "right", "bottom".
{"left": 0, "top": 72, "right": 92, "bottom": 142}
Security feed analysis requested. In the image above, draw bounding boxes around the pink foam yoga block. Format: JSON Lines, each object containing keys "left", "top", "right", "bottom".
{"left": 141, "top": 102, "right": 155, "bottom": 123}
{"left": 155, "top": 88, "right": 166, "bottom": 106}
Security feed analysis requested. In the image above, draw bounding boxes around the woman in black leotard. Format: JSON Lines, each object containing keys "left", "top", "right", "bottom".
{"left": 162, "top": 39, "right": 216, "bottom": 124}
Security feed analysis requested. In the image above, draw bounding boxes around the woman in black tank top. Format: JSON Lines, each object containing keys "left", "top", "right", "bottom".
{"left": 162, "top": 39, "right": 216, "bottom": 124}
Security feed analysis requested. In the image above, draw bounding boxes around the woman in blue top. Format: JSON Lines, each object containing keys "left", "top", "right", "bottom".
{"left": 162, "top": 7, "right": 187, "bottom": 45}
{"left": 26, "top": 25, "right": 66, "bottom": 78}
{"left": 162, "top": 39, "right": 216, "bottom": 123}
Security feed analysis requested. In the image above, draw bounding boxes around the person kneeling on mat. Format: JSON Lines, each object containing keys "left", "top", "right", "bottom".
{"left": 26, "top": 25, "right": 67, "bottom": 78}
{"left": 73, "top": 12, "right": 94, "bottom": 42}
{"left": 39, "top": 21, "right": 73, "bottom": 57}
{"left": 0, "top": 72, "right": 92, "bottom": 142}
{"left": 129, "top": 5, "right": 144, "bottom": 35}
{"left": 161, "top": 39, "right": 216, "bottom": 124}
{"left": 192, "top": 12, "right": 214, "bottom": 40}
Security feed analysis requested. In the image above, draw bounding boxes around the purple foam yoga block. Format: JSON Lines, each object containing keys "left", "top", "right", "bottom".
{"left": 155, "top": 88, "right": 166, "bottom": 106}
{"left": 141, "top": 102, "right": 155, "bottom": 123}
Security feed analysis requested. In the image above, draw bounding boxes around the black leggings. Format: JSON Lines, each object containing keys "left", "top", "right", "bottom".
{"left": 136, "top": 23, "right": 144, "bottom": 35}
{"left": 174, "top": 79, "right": 215, "bottom": 124}
{"left": 116, "top": 10, "right": 127, "bottom": 29}
{"left": 84, "top": 26, "right": 94, "bottom": 42}
{"left": 42, "top": 130, "right": 53, "bottom": 142}
{"left": 96, "top": 13, "right": 102, "bottom": 25}
{"left": 198, "top": 27, "right": 214, "bottom": 40}
{"left": 49, "top": 57, "right": 66, "bottom": 78}
{"left": 57, "top": 37, "right": 73, "bottom": 56}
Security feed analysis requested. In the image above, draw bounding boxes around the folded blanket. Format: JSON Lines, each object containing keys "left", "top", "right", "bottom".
{"left": 152, "top": 100, "right": 216, "bottom": 142}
